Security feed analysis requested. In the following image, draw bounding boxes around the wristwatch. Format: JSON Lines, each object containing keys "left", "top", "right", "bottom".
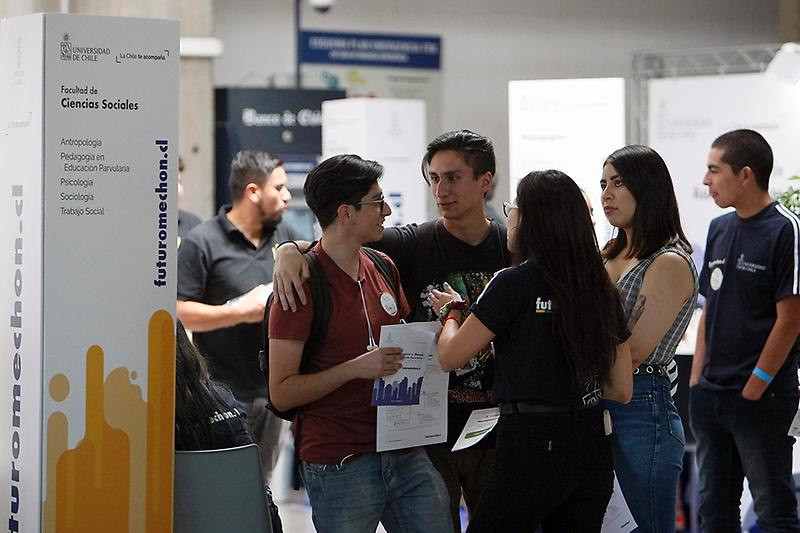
{"left": 440, "top": 300, "right": 467, "bottom": 318}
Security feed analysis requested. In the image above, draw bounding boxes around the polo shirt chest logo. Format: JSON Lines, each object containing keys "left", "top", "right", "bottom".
{"left": 535, "top": 297, "right": 552, "bottom": 314}
{"left": 736, "top": 253, "right": 767, "bottom": 274}
{"left": 380, "top": 292, "right": 398, "bottom": 316}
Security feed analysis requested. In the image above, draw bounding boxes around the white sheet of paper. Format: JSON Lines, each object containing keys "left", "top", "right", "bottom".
{"left": 451, "top": 407, "right": 500, "bottom": 452}
{"left": 789, "top": 407, "right": 800, "bottom": 437}
{"left": 602, "top": 476, "right": 637, "bottom": 532}
{"left": 376, "top": 322, "right": 448, "bottom": 452}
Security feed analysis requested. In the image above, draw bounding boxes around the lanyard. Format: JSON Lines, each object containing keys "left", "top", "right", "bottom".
{"left": 356, "top": 278, "right": 378, "bottom": 351}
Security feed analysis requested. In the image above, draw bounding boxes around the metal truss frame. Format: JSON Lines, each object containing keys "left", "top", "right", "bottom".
{"left": 629, "top": 43, "right": 781, "bottom": 144}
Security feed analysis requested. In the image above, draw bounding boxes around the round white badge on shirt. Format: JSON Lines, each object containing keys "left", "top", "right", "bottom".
{"left": 710, "top": 267, "right": 723, "bottom": 291}
{"left": 380, "top": 292, "right": 398, "bottom": 316}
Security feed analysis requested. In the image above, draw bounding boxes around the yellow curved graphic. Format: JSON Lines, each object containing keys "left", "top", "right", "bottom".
{"left": 43, "top": 310, "right": 175, "bottom": 533}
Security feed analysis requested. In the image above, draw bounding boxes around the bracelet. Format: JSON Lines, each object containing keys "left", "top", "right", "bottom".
{"left": 443, "top": 315, "right": 461, "bottom": 327}
{"left": 439, "top": 300, "right": 467, "bottom": 318}
{"left": 752, "top": 367, "right": 774, "bottom": 384}
{"left": 272, "top": 240, "right": 300, "bottom": 260}
{"left": 276, "top": 240, "right": 300, "bottom": 252}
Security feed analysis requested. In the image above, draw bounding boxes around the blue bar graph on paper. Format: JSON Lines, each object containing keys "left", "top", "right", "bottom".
{"left": 372, "top": 375, "right": 425, "bottom": 406}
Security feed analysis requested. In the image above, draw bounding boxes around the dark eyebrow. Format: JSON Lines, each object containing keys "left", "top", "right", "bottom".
{"left": 603, "top": 174, "right": 620, "bottom": 180}
{"left": 370, "top": 192, "right": 384, "bottom": 200}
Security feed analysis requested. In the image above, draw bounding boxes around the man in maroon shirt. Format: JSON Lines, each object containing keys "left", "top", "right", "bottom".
{"left": 268, "top": 154, "right": 451, "bottom": 533}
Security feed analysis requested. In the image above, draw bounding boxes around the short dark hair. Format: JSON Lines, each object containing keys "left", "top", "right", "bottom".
{"left": 602, "top": 145, "right": 691, "bottom": 260}
{"left": 228, "top": 150, "right": 284, "bottom": 201}
{"left": 422, "top": 130, "right": 496, "bottom": 184}
{"left": 711, "top": 129, "right": 773, "bottom": 191}
{"left": 304, "top": 154, "right": 384, "bottom": 229}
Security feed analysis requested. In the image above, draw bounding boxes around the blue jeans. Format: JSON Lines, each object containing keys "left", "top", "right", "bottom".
{"left": 689, "top": 385, "right": 799, "bottom": 533}
{"left": 605, "top": 375, "right": 684, "bottom": 533}
{"left": 301, "top": 448, "right": 452, "bottom": 533}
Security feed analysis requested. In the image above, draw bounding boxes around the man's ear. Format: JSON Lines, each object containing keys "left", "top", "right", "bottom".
{"left": 244, "top": 182, "right": 260, "bottom": 202}
{"left": 480, "top": 172, "right": 493, "bottom": 194}
{"left": 336, "top": 203, "right": 352, "bottom": 223}
{"left": 739, "top": 166, "right": 756, "bottom": 188}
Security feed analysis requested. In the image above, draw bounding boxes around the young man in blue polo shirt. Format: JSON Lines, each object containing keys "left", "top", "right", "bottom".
{"left": 689, "top": 129, "right": 800, "bottom": 532}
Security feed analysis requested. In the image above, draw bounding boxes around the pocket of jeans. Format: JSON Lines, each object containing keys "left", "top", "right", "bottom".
{"left": 663, "top": 395, "right": 686, "bottom": 446}
{"left": 302, "top": 460, "right": 328, "bottom": 476}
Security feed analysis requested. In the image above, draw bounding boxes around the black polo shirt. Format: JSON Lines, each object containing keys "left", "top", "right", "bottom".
{"left": 177, "top": 205, "right": 298, "bottom": 401}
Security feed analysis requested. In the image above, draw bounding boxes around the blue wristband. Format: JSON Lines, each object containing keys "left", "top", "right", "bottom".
{"left": 752, "top": 367, "right": 774, "bottom": 384}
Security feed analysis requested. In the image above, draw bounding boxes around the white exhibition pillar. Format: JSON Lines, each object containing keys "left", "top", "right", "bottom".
{"left": 322, "top": 98, "right": 427, "bottom": 226}
{"left": 0, "top": 14, "right": 178, "bottom": 532}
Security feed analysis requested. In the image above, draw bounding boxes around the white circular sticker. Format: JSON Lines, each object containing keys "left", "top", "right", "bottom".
{"left": 380, "top": 292, "right": 398, "bottom": 316}
{"left": 710, "top": 267, "right": 723, "bottom": 291}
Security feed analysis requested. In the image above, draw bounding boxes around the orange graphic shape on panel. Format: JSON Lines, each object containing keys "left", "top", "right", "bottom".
{"left": 106, "top": 367, "right": 147, "bottom": 533}
{"left": 145, "top": 310, "right": 176, "bottom": 533}
{"left": 54, "top": 345, "right": 131, "bottom": 532}
{"left": 42, "top": 311, "right": 176, "bottom": 533}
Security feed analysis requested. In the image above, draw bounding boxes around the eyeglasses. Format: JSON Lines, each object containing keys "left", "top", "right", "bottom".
{"left": 502, "top": 201, "right": 517, "bottom": 217}
{"left": 354, "top": 196, "right": 386, "bottom": 211}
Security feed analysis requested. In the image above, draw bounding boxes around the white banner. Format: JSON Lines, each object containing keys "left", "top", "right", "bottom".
{"left": 509, "top": 78, "right": 626, "bottom": 243}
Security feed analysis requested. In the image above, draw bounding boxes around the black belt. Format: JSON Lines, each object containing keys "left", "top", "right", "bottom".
{"left": 633, "top": 364, "right": 668, "bottom": 377}
{"left": 499, "top": 402, "right": 582, "bottom": 415}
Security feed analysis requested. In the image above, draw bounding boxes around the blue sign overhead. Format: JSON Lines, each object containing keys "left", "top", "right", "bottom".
{"left": 300, "top": 31, "right": 441, "bottom": 70}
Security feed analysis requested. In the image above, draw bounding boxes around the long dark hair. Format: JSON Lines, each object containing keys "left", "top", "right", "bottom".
{"left": 602, "top": 145, "right": 691, "bottom": 260}
{"left": 175, "top": 321, "right": 232, "bottom": 450}
{"left": 515, "top": 170, "right": 625, "bottom": 384}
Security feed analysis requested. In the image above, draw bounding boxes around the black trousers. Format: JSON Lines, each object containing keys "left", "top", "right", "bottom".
{"left": 467, "top": 407, "right": 613, "bottom": 533}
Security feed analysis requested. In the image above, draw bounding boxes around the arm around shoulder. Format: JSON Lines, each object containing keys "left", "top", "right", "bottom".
{"left": 273, "top": 240, "right": 312, "bottom": 311}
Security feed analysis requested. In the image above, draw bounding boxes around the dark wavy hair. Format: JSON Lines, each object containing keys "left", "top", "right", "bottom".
{"left": 304, "top": 154, "right": 384, "bottom": 229}
{"left": 602, "top": 145, "right": 691, "bottom": 260}
{"left": 515, "top": 170, "right": 625, "bottom": 385}
{"left": 175, "top": 321, "right": 236, "bottom": 450}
